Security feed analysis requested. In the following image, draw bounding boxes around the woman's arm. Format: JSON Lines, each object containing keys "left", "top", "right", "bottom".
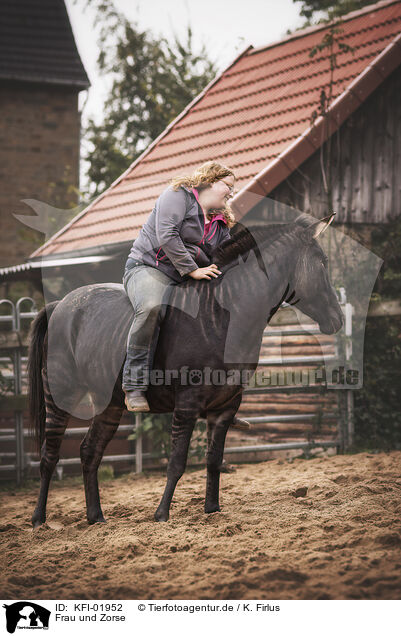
{"left": 155, "top": 188, "right": 198, "bottom": 277}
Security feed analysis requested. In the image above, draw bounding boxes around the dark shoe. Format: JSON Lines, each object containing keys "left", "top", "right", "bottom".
{"left": 124, "top": 390, "right": 150, "bottom": 412}
{"left": 231, "top": 416, "right": 251, "bottom": 430}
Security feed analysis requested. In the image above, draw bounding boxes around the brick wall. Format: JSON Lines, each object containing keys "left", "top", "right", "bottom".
{"left": 0, "top": 80, "right": 82, "bottom": 267}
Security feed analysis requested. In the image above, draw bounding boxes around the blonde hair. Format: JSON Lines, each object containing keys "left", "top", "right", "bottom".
{"left": 170, "top": 161, "right": 236, "bottom": 227}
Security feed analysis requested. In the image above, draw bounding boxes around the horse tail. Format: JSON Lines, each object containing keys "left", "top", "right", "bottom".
{"left": 27, "top": 301, "right": 59, "bottom": 452}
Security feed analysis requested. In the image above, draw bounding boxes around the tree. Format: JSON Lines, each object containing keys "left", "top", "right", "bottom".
{"left": 293, "top": 0, "right": 377, "bottom": 24}
{"left": 80, "top": 0, "right": 217, "bottom": 196}
{"left": 309, "top": 24, "right": 354, "bottom": 211}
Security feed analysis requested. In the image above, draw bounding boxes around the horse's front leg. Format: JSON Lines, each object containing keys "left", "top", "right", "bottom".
{"left": 205, "top": 408, "right": 237, "bottom": 514}
{"left": 154, "top": 409, "right": 198, "bottom": 522}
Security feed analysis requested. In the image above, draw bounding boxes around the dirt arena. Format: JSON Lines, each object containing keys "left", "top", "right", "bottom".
{"left": 1, "top": 451, "right": 401, "bottom": 600}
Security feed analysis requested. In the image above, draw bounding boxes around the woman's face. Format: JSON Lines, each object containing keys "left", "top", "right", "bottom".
{"left": 208, "top": 175, "right": 235, "bottom": 209}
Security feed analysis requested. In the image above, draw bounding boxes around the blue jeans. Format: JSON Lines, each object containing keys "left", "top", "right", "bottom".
{"left": 122, "top": 264, "right": 177, "bottom": 391}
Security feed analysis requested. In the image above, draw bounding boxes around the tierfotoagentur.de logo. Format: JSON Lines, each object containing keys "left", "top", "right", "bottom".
{"left": 3, "top": 602, "right": 50, "bottom": 633}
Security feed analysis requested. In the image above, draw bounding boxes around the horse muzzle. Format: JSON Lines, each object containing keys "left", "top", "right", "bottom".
{"left": 318, "top": 308, "right": 344, "bottom": 335}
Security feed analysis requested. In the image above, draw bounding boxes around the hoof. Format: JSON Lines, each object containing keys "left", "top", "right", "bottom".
{"left": 87, "top": 515, "right": 107, "bottom": 525}
{"left": 231, "top": 416, "right": 250, "bottom": 430}
{"left": 32, "top": 512, "right": 46, "bottom": 529}
{"left": 154, "top": 509, "right": 169, "bottom": 522}
{"left": 204, "top": 504, "right": 221, "bottom": 514}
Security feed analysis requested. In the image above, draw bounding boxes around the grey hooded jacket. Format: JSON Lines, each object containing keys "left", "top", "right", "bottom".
{"left": 126, "top": 185, "right": 231, "bottom": 282}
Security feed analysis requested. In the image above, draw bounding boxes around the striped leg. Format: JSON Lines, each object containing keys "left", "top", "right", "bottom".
{"left": 205, "top": 408, "right": 238, "bottom": 514}
{"left": 32, "top": 368, "right": 70, "bottom": 529}
{"left": 154, "top": 409, "right": 197, "bottom": 522}
{"left": 80, "top": 402, "right": 123, "bottom": 524}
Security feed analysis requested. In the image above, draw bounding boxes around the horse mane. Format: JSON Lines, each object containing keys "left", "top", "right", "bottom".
{"left": 211, "top": 215, "right": 313, "bottom": 268}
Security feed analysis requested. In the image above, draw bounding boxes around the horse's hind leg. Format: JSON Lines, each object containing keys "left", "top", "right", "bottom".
{"left": 32, "top": 370, "right": 70, "bottom": 529}
{"left": 80, "top": 401, "right": 123, "bottom": 524}
{"left": 204, "top": 406, "right": 239, "bottom": 514}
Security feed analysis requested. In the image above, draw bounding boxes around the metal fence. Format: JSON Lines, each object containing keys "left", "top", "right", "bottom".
{"left": 0, "top": 297, "right": 38, "bottom": 484}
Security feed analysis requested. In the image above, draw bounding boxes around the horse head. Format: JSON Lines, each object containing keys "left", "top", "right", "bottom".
{"left": 289, "top": 213, "right": 343, "bottom": 335}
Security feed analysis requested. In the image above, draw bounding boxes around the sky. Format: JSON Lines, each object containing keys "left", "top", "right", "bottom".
{"left": 64, "top": 0, "right": 305, "bottom": 127}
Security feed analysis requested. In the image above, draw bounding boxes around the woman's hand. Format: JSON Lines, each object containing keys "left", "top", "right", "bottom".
{"left": 188, "top": 264, "right": 222, "bottom": 280}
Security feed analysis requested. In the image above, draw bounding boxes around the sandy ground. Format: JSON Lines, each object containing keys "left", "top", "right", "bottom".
{"left": 1, "top": 451, "right": 401, "bottom": 600}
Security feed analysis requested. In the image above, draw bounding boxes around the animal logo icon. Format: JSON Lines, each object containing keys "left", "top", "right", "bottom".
{"left": 3, "top": 602, "right": 50, "bottom": 633}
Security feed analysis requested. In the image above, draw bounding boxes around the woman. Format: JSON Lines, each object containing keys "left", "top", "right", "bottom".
{"left": 122, "top": 160, "right": 248, "bottom": 428}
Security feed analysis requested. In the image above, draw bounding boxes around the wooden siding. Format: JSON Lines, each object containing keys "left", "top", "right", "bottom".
{"left": 245, "top": 65, "right": 401, "bottom": 225}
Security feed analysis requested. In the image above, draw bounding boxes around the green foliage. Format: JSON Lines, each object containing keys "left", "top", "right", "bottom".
{"left": 353, "top": 316, "right": 401, "bottom": 450}
{"left": 352, "top": 215, "right": 401, "bottom": 450}
{"left": 129, "top": 413, "right": 172, "bottom": 459}
{"left": 293, "top": 0, "right": 377, "bottom": 24}
{"left": 188, "top": 420, "right": 208, "bottom": 461}
{"left": 81, "top": 0, "right": 217, "bottom": 196}
{"left": 0, "top": 368, "right": 13, "bottom": 396}
{"left": 98, "top": 464, "right": 115, "bottom": 481}
{"left": 129, "top": 413, "right": 207, "bottom": 461}
{"left": 309, "top": 24, "right": 353, "bottom": 60}
{"left": 369, "top": 214, "right": 401, "bottom": 300}
{"left": 307, "top": 21, "right": 355, "bottom": 210}
{"left": 308, "top": 22, "right": 355, "bottom": 156}
{"left": 308, "top": 24, "right": 354, "bottom": 96}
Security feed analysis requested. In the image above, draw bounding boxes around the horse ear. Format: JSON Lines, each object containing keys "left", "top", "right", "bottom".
{"left": 310, "top": 213, "right": 335, "bottom": 239}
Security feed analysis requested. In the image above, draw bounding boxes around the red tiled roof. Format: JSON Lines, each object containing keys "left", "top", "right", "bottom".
{"left": 32, "top": 0, "right": 401, "bottom": 258}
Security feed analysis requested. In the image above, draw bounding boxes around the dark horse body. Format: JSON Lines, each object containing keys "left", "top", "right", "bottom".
{"left": 29, "top": 214, "right": 343, "bottom": 526}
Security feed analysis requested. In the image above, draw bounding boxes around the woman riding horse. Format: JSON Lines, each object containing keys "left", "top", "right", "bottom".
{"left": 122, "top": 161, "right": 249, "bottom": 429}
